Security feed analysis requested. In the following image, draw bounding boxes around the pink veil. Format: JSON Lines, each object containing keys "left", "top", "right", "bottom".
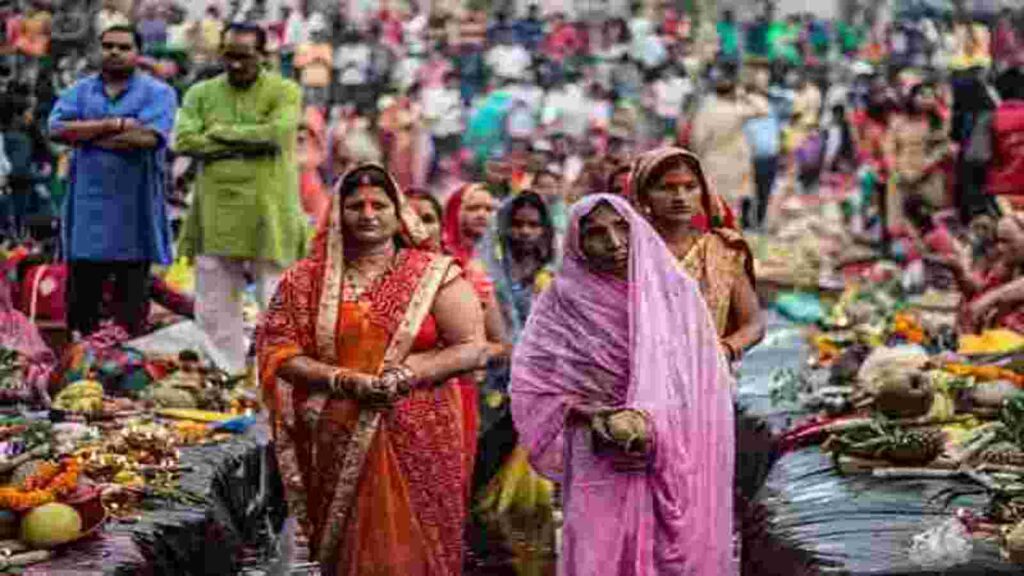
{"left": 510, "top": 193, "right": 735, "bottom": 575}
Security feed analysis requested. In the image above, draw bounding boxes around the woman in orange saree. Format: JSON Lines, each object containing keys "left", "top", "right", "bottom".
{"left": 257, "top": 164, "right": 488, "bottom": 576}
{"left": 630, "top": 147, "right": 764, "bottom": 365}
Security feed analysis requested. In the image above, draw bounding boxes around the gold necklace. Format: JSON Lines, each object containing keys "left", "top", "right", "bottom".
{"left": 669, "top": 235, "right": 699, "bottom": 261}
{"left": 342, "top": 257, "right": 396, "bottom": 301}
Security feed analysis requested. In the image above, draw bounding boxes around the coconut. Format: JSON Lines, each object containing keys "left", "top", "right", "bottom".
{"left": 873, "top": 370, "right": 935, "bottom": 418}
{"left": 149, "top": 386, "right": 198, "bottom": 409}
{"left": 1007, "top": 521, "right": 1024, "bottom": 563}
{"left": 606, "top": 410, "right": 648, "bottom": 450}
{"left": 857, "top": 346, "right": 930, "bottom": 393}
{"left": 20, "top": 503, "right": 82, "bottom": 548}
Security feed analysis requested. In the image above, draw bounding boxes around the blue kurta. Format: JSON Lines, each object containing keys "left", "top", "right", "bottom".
{"left": 48, "top": 72, "right": 177, "bottom": 264}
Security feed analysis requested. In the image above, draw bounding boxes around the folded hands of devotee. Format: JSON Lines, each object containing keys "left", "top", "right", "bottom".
{"left": 330, "top": 365, "right": 418, "bottom": 408}
{"left": 591, "top": 408, "right": 653, "bottom": 472}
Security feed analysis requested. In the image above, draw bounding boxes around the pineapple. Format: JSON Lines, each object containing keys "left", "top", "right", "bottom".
{"left": 880, "top": 428, "right": 945, "bottom": 465}
{"left": 825, "top": 420, "right": 945, "bottom": 465}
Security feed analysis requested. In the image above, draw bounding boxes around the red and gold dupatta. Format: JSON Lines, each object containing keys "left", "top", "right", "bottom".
{"left": 257, "top": 164, "right": 463, "bottom": 574}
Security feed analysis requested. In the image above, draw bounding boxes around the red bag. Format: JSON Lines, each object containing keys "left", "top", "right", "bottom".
{"left": 19, "top": 264, "right": 67, "bottom": 322}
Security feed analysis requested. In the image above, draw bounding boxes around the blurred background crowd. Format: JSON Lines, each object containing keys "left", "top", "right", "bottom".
{"left": 1, "top": 0, "right": 1022, "bottom": 245}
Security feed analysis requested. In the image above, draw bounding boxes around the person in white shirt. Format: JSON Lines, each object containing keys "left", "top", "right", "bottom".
{"left": 96, "top": 0, "right": 129, "bottom": 38}
{"left": 595, "top": 18, "right": 631, "bottom": 90}
{"left": 403, "top": 3, "right": 428, "bottom": 57}
{"left": 628, "top": 2, "right": 653, "bottom": 62}
{"left": 542, "top": 77, "right": 589, "bottom": 140}
{"left": 485, "top": 30, "right": 532, "bottom": 82}
{"left": 422, "top": 71, "right": 464, "bottom": 178}
{"left": 650, "top": 64, "right": 693, "bottom": 140}
{"left": 334, "top": 28, "right": 373, "bottom": 114}
{"left": 507, "top": 74, "right": 545, "bottom": 118}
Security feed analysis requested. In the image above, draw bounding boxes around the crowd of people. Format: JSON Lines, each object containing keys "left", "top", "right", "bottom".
{"left": 1, "top": 0, "right": 1024, "bottom": 574}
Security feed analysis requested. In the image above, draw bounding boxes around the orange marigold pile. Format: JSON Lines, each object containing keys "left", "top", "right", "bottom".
{"left": 0, "top": 458, "right": 81, "bottom": 511}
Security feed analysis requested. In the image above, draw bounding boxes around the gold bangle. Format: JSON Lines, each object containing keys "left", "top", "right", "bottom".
{"left": 329, "top": 369, "right": 345, "bottom": 394}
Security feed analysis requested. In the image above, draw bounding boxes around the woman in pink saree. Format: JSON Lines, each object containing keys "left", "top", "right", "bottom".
{"left": 510, "top": 193, "right": 736, "bottom": 575}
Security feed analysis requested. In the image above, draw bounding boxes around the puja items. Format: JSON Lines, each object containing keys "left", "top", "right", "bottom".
{"left": 822, "top": 419, "right": 946, "bottom": 466}
{"left": 77, "top": 421, "right": 179, "bottom": 486}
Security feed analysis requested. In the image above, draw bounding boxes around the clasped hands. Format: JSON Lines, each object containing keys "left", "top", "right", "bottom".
{"left": 590, "top": 408, "right": 652, "bottom": 472}
{"left": 330, "top": 365, "right": 417, "bottom": 408}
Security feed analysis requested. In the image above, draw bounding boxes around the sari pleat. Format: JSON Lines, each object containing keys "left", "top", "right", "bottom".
{"left": 257, "top": 249, "right": 467, "bottom": 576}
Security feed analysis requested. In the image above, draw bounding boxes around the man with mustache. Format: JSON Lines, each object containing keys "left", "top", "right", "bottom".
{"left": 173, "top": 22, "right": 306, "bottom": 376}
{"left": 49, "top": 24, "right": 177, "bottom": 337}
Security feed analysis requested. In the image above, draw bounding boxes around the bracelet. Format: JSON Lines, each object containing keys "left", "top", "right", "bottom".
{"left": 329, "top": 369, "right": 349, "bottom": 395}
{"left": 380, "top": 364, "right": 418, "bottom": 395}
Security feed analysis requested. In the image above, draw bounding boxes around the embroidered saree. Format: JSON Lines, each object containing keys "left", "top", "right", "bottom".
{"left": 257, "top": 166, "right": 468, "bottom": 576}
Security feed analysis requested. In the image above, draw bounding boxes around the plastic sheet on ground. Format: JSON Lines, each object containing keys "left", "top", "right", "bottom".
{"left": 125, "top": 320, "right": 231, "bottom": 371}
{"left": 756, "top": 447, "right": 1015, "bottom": 575}
{"left": 23, "top": 420, "right": 286, "bottom": 575}
{"left": 738, "top": 316, "right": 1024, "bottom": 574}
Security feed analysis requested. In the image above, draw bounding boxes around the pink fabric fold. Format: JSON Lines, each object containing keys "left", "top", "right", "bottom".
{"left": 0, "top": 279, "right": 55, "bottom": 404}
{"left": 510, "top": 193, "right": 735, "bottom": 576}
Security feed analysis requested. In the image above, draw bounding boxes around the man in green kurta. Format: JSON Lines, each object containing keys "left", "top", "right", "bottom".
{"left": 173, "top": 22, "right": 306, "bottom": 374}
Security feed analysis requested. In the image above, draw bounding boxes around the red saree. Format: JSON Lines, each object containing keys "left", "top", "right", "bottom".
{"left": 257, "top": 167, "right": 468, "bottom": 576}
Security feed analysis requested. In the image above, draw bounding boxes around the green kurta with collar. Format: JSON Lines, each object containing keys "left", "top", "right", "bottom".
{"left": 173, "top": 72, "right": 308, "bottom": 266}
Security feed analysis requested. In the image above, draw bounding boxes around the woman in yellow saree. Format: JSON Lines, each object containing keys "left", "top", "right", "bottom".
{"left": 630, "top": 147, "right": 765, "bottom": 364}
{"left": 257, "top": 164, "right": 488, "bottom": 575}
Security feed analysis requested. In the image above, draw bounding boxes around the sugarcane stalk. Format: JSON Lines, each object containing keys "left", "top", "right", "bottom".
{"left": 0, "top": 550, "right": 51, "bottom": 569}
{"left": 823, "top": 418, "right": 876, "bottom": 434}
{"left": 872, "top": 468, "right": 962, "bottom": 479}
{"left": 837, "top": 455, "right": 892, "bottom": 472}
{"left": 0, "top": 539, "right": 27, "bottom": 554}
{"left": 978, "top": 462, "right": 1024, "bottom": 475}
{"left": 139, "top": 464, "right": 195, "bottom": 474}
{"left": 896, "top": 414, "right": 976, "bottom": 428}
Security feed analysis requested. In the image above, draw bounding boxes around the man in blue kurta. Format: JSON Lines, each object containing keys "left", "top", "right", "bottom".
{"left": 48, "top": 24, "right": 177, "bottom": 337}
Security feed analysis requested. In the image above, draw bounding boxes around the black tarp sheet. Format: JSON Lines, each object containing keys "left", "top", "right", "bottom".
{"left": 738, "top": 314, "right": 1023, "bottom": 575}
{"left": 24, "top": 420, "right": 286, "bottom": 576}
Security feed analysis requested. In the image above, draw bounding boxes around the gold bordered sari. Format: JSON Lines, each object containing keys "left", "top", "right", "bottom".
{"left": 257, "top": 165, "right": 467, "bottom": 575}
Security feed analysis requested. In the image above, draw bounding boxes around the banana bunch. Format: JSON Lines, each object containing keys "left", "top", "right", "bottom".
{"left": 53, "top": 380, "right": 104, "bottom": 414}
{"left": 477, "top": 446, "right": 554, "bottom": 519}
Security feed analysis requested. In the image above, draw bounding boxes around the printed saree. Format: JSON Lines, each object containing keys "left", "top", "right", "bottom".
{"left": 257, "top": 165, "right": 468, "bottom": 575}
